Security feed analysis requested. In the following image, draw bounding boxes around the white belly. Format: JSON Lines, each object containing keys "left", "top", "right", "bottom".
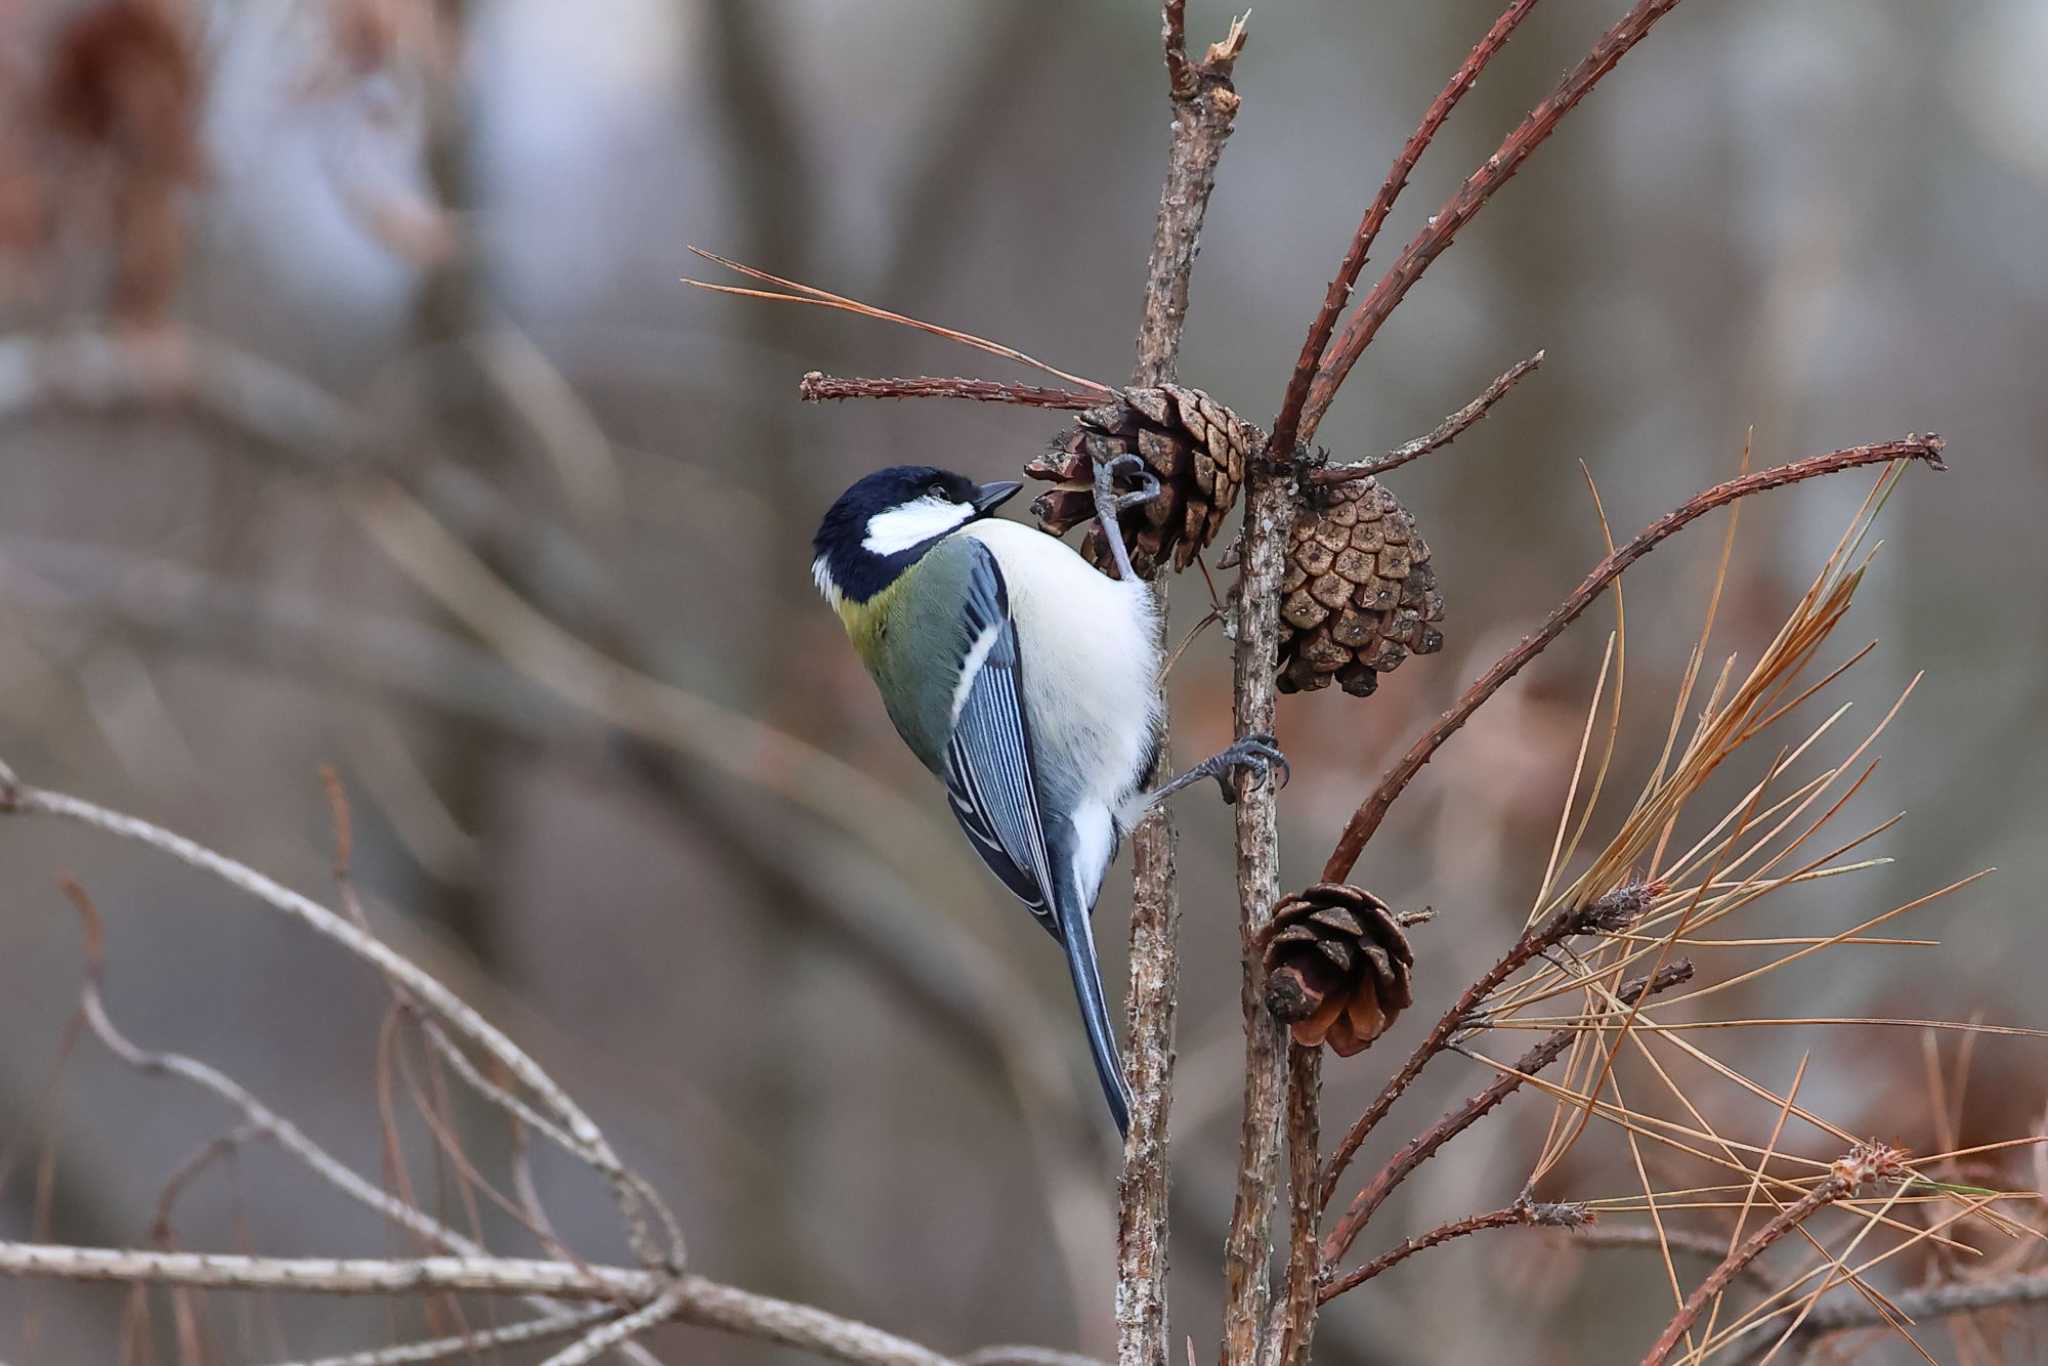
{"left": 963, "top": 519, "right": 1163, "bottom": 832}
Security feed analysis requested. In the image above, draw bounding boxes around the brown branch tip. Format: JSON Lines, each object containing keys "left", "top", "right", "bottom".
{"left": 798, "top": 372, "right": 1104, "bottom": 411}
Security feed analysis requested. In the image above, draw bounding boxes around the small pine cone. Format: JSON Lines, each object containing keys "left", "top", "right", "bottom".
{"left": 1023, "top": 385, "right": 1252, "bottom": 578}
{"left": 1261, "top": 884, "right": 1414, "bottom": 1057}
{"left": 1276, "top": 477, "right": 1445, "bottom": 698}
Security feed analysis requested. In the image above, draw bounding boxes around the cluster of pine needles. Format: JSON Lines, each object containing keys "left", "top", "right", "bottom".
{"left": 1458, "top": 458, "right": 2046, "bottom": 1362}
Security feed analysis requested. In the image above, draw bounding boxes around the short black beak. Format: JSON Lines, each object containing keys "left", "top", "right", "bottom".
{"left": 971, "top": 480, "right": 1024, "bottom": 515}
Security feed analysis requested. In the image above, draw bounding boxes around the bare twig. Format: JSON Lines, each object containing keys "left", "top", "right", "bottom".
{"left": 685, "top": 248, "right": 1110, "bottom": 393}
{"left": 798, "top": 373, "right": 1104, "bottom": 409}
{"left": 539, "top": 1281, "right": 684, "bottom": 1366}
{"left": 1268, "top": 0, "right": 1545, "bottom": 457}
{"left": 1640, "top": 1143, "right": 1907, "bottom": 1366}
{"left": 1568, "top": 1225, "right": 1778, "bottom": 1293}
{"left": 0, "top": 1244, "right": 951, "bottom": 1366}
{"left": 1311, "top": 351, "right": 1545, "bottom": 485}
{"left": 1121, "top": 12, "right": 1248, "bottom": 1366}
{"left": 1300, "top": 0, "right": 1696, "bottom": 444}
{"left": 3, "top": 772, "right": 672, "bottom": 1274}
{"left": 1319, "top": 1200, "right": 1589, "bottom": 1302}
{"left": 1757, "top": 1270, "right": 2048, "bottom": 1360}
{"left": 1322, "top": 959, "right": 1693, "bottom": 1267}
{"left": 1262, "top": 1047, "right": 1322, "bottom": 1366}
{"left": 962, "top": 1347, "right": 1106, "bottom": 1366}
{"left": 260, "top": 1306, "right": 616, "bottom": 1366}
{"left": 1221, "top": 419, "right": 1296, "bottom": 1365}
{"left": 1321, "top": 436, "right": 1948, "bottom": 882}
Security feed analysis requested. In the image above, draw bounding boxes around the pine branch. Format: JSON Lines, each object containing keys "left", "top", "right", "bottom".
{"left": 1320, "top": 436, "right": 1948, "bottom": 882}
{"left": 1121, "top": 11, "right": 1248, "bottom": 1366}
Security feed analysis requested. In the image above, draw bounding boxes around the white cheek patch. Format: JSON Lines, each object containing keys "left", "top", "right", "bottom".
{"left": 863, "top": 495, "right": 973, "bottom": 557}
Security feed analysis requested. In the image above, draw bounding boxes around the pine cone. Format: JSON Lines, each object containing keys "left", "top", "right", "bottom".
{"left": 1277, "top": 477, "right": 1445, "bottom": 698}
{"left": 1262, "top": 883, "right": 1414, "bottom": 1057}
{"left": 1024, "top": 385, "right": 1252, "bottom": 578}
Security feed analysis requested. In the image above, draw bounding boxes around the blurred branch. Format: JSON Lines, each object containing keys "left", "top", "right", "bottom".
{"left": 1752, "top": 1271, "right": 2048, "bottom": 1362}
{"left": 7, "top": 548, "right": 1109, "bottom": 1287}
{"left": 1322, "top": 959, "right": 1693, "bottom": 1268}
{"left": 0, "top": 764, "right": 673, "bottom": 1274}
{"left": 0, "top": 328, "right": 357, "bottom": 461}
{"left": 261, "top": 1305, "right": 617, "bottom": 1366}
{"left": 1122, "top": 11, "right": 1248, "bottom": 1366}
{"left": 1569, "top": 1225, "right": 1777, "bottom": 1292}
{"left": 0, "top": 328, "right": 978, "bottom": 900}
{"left": 0, "top": 767, "right": 990, "bottom": 1366}
{"left": 0, "top": 1243, "right": 951, "bottom": 1366}
{"left": 1320, "top": 436, "right": 1948, "bottom": 883}
{"left": 1298, "top": 0, "right": 1694, "bottom": 445}
{"left": 1268, "top": 0, "right": 1544, "bottom": 457}
{"left": 799, "top": 372, "right": 1104, "bottom": 409}
{"left": 1311, "top": 351, "right": 1545, "bottom": 485}
{"left": 1319, "top": 1199, "right": 1589, "bottom": 1302}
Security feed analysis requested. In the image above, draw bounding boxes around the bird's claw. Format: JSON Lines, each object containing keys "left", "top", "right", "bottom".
{"left": 1212, "top": 733, "right": 1290, "bottom": 805}
{"left": 1094, "top": 453, "right": 1163, "bottom": 514}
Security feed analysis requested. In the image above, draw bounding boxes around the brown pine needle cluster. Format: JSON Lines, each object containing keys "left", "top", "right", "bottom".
{"left": 1380, "top": 464, "right": 2048, "bottom": 1362}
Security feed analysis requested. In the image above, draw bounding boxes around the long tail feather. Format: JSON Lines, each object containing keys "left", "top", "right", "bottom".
{"left": 1057, "top": 894, "right": 1131, "bottom": 1138}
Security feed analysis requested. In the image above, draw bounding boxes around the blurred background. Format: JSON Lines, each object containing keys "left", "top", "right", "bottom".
{"left": 1, "top": 0, "right": 2044, "bottom": 1361}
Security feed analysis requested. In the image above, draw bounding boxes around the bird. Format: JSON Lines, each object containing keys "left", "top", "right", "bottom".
{"left": 811, "top": 452, "right": 1287, "bottom": 1136}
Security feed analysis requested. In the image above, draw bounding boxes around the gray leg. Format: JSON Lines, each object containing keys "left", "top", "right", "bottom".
{"left": 1147, "top": 733, "right": 1290, "bottom": 807}
{"left": 1091, "top": 453, "right": 1162, "bottom": 583}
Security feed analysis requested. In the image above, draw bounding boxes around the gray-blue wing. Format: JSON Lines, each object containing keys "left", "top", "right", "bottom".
{"left": 942, "top": 545, "right": 1061, "bottom": 938}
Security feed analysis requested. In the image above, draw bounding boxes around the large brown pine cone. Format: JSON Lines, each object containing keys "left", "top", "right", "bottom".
{"left": 1024, "top": 385, "right": 1252, "bottom": 578}
{"left": 1262, "top": 883, "right": 1414, "bottom": 1057}
{"left": 1277, "top": 477, "right": 1445, "bottom": 698}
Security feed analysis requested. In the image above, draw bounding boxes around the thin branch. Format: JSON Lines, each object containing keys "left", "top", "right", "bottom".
{"left": 1320, "top": 436, "right": 1948, "bottom": 882}
{"left": 1322, "top": 959, "right": 1693, "bottom": 1266}
{"left": 798, "top": 373, "right": 1104, "bottom": 409}
{"left": 0, "top": 1241, "right": 646, "bottom": 1299}
{"left": 1261, "top": 1047, "right": 1322, "bottom": 1366}
{"left": 260, "top": 1307, "right": 615, "bottom": 1366}
{"left": 1122, "top": 11, "right": 1248, "bottom": 1366}
{"left": 1640, "top": 1144, "right": 1906, "bottom": 1366}
{"left": 962, "top": 1348, "right": 1106, "bottom": 1366}
{"left": 684, "top": 248, "right": 1111, "bottom": 393}
{"left": 1299, "top": 0, "right": 1694, "bottom": 445}
{"left": 539, "top": 1282, "right": 685, "bottom": 1366}
{"left": 58, "top": 882, "right": 487, "bottom": 1262}
{"left": 1, "top": 770, "right": 671, "bottom": 1274}
{"left": 1759, "top": 1271, "right": 2048, "bottom": 1360}
{"left": 1318, "top": 886, "right": 1657, "bottom": 1220}
{"left": 1268, "top": 0, "right": 1545, "bottom": 457}
{"left": 1161, "top": 0, "right": 1194, "bottom": 99}
{"left": 0, "top": 1244, "right": 952, "bottom": 1366}
{"left": 1311, "top": 351, "right": 1545, "bottom": 485}
{"left": 1319, "top": 1200, "right": 1589, "bottom": 1302}
{"left": 1569, "top": 1224, "right": 1778, "bottom": 1293}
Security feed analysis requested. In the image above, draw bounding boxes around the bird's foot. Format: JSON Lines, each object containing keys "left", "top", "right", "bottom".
{"left": 1091, "top": 453, "right": 1161, "bottom": 582}
{"left": 1150, "top": 733, "right": 1291, "bottom": 807}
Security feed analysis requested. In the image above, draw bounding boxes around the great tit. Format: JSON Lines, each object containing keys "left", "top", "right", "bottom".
{"left": 812, "top": 454, "right": 1286, "bottom": 1136}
